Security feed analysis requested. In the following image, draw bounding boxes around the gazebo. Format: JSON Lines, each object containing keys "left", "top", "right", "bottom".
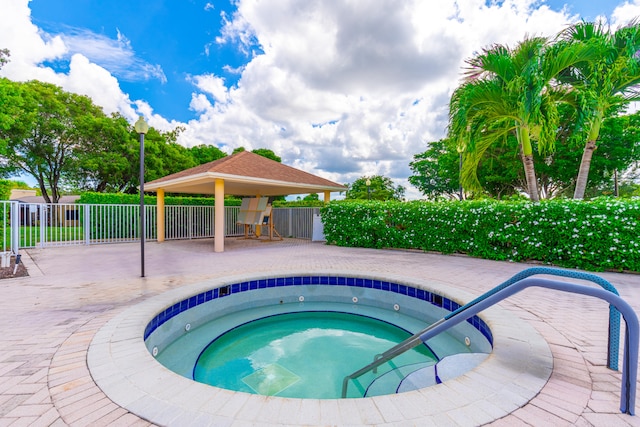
{"left": 143, "top": 151, "right": 347, "bottom": 252}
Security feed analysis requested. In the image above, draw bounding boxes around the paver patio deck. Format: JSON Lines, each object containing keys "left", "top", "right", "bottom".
{"left": 1, "top": 238, "right": 639, "bottom": 426}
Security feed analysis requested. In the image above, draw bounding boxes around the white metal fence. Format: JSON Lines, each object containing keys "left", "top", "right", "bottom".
{"left": 0, "top": 201, "right": 320, "bottom": 252}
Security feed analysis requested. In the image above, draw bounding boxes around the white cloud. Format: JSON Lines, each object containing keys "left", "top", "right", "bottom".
{"left": 2, "top": 0, "right": 636, "bottom": 200}
{"left": 190, "top": 93, "right": 213, "bottom": 113}
{"left": 611, "top": 0, "right": 640, "bottom": 26}
{"left": 185, "top": 0, "right": 587, "bottom": 199}
{"left": 60, "top": 27, "right": 167, "bottom": 83}
{"left": 190, "top": 74, "right": 230, "bottom": 104}
{"left": 64, "top": 54, "right": 137, "bottom": 117}
{"left": 0, "top": 0, "right": 67, "bottom": 84}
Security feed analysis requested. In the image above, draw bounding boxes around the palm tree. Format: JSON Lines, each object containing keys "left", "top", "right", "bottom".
{"left": 449, "top": 37, "right": 597, "bottom": 201}
{"left": 557, "top": 20, "right": 640, "bottom": 199}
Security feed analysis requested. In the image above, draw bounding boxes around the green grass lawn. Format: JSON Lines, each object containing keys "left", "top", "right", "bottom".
{"left": 0, "top": 226, "right": 85, "bottom": 249}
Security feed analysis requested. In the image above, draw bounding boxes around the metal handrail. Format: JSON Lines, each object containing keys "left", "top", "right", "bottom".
{"left": 342, "top": 267, "right": 619, "bottom": 397}
{"left": 340, "top": 268, "right": 637, "bottom": 416}
{"left": 444, "top": 267, "right": 621, "bottom": 370}
{"left": 340, "top": 318, "right": 445, "bottom": 397}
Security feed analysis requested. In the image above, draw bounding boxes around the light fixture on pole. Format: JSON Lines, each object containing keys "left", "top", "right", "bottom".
{"left": 365, "top": 178, "right": 371, "bottom": 200}
{"left": 134, "top": 116, "right": 149, "bottom": 278}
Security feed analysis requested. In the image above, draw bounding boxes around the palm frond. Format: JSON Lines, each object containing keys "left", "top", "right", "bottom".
{"left": 556, "top": 20, "right": 609, "bottom": 43}
{"left": 463, "top": 44, "right": 514, "bottom": 81}
{"left": 460, "top": 125, "right": 514, "bottom": 192}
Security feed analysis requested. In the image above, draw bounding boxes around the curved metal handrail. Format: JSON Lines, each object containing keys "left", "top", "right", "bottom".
{"left": 341, "top": 268, "right": 637, "bottom": 416}
{"left": 342, "top": 267, "right": 621, "bottom": 397}
{"left": 445, "top": 267, "right": 621, "bottom": 370}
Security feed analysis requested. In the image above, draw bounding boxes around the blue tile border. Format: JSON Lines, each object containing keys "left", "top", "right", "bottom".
{"left": 143, "top": 276, "right": 494, "bottom": 346}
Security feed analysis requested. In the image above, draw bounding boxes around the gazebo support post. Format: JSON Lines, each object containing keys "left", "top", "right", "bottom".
{"left": 214, "top": 179, "right": 225, "bottom": 252}
{"left": 255, "top": 193, "right": 262, "bottom": 237}
{"left": 324, "top": 190, "right": 331, "bottom": 203}
{"left": 157, "top": 189, "right": 165, "bottom": 243}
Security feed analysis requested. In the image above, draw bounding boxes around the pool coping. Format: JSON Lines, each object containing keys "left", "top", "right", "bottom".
{"left": 87, "top": 269, "right": 553, "bottom": 426}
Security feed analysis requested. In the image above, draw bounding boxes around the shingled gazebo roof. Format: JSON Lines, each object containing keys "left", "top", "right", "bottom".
{"left": 144, "top": 150, "right": 347, "bottom": 196}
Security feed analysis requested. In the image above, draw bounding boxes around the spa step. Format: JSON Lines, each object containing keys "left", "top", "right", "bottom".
{"left": 365, "top": 353, "right": 490, "bottom": 396}
{"left": 364, "top": 361, "right": 436, "bottom": 397}
{"left": 398, "top": 353, "right": 490, "bottom": 393}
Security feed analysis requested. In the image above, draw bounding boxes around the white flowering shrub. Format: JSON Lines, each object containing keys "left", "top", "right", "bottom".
{"left": 320, "top": 198, "right": 640, "bottom": 272}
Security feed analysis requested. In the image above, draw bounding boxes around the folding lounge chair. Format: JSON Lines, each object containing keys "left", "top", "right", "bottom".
{"left": 259, "top": 204, "right": 283, "bottom": 241}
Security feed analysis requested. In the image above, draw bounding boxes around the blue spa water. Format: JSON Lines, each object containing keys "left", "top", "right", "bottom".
{"left": 193, "top": 311, "right": 437, "bottom": 399}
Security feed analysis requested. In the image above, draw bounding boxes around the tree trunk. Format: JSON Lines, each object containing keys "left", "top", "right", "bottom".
{"left": 521, "top": 153, "right": 539, "bottom": 202}
{"left": 37, "top": 178, "right": 52, "bottom": 204}
{"left": 573, "top": 138, "right": 597, "bottom": 199}
{"left": 574, "top": 110, "right": 603, "bottom": 200}
{"left": 517, "top": 125, "right": 539, "bottom": 202}
{"left": 96, "top": 181, "right": 107, "bottom": 193}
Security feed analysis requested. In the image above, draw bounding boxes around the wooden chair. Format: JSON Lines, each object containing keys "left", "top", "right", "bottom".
{"left": 236, "top": 197, "right": 269, "bottom": 239}
{"left": 258, "top": 204, "right": 283, "bottom": 241}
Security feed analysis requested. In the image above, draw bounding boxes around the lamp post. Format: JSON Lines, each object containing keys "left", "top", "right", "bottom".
{"left": 366, "top": 178, "right": 371, "bottom": 200}
{"left": 134, "top": 116, "right": 149, "bottom": 277}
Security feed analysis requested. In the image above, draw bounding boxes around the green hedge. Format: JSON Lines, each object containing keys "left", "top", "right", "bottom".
{"left": 76, "top": 192, "right": 324, "bottom": 208}
{"left": 320, "top": 198, "right": 640, "bottom": 272}
{"left": 77, "top": 192, "right": 242, "bottom": 206}
{"left": 76, "top": 192, "right": 326, "bottom": 207}
{"left": 273, "top": 200, "right": 326, "bottom": 208}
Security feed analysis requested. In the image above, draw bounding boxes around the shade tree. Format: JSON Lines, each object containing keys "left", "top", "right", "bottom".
{"left": 189, "top": 144, "right": 226, "bottom": 165}
{"left": 410, "top": 109, "right": 640, "bottom": 200}
{"left": 346, "top": 175, "right": 405, "bottom": 201}
{"left": 448, "top": 36, "right": 598, "bottom": 202}
{"left": 0, "top": 79, "right": 106, "bottom": 202}
{"left": 556, "top": 20, "right": 640, "bottom": 199}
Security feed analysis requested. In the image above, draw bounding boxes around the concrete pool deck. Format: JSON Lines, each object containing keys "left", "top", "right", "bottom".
{"left": 1, "top": 238, "right": 640, "bottom": 426}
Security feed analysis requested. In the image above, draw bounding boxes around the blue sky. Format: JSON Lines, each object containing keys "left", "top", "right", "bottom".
{"left": 29, "top": 0, "right": 253, "bottom": 122}
{"left": 545, "top": 0, "right": 619, "bottom": 20}
{"left": 0, "top": 0, "right": 637, "bottom": 197}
